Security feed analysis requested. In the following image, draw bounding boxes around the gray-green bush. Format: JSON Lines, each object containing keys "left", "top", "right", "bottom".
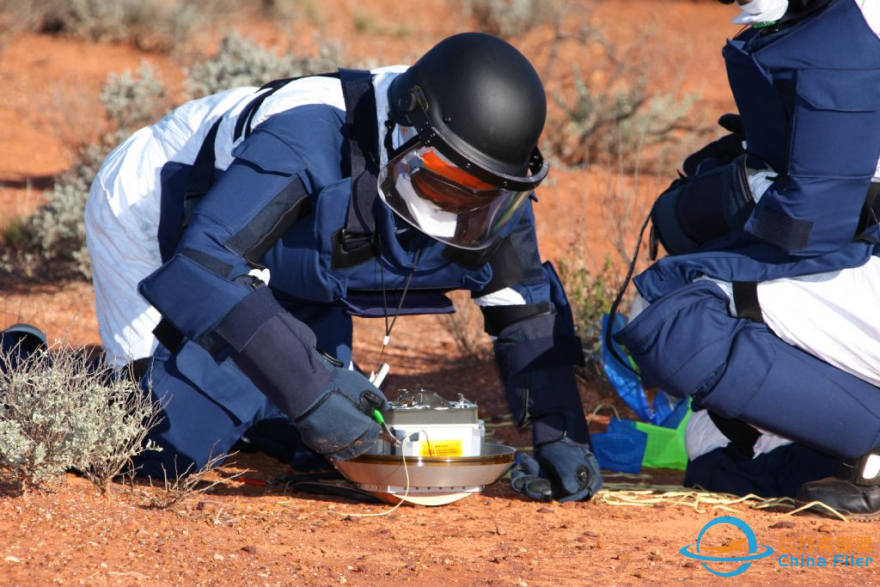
{"left": 0, "top": 345, "right": 160, "bottom": 493}
{"left": 0, "top": 0, "right": 224, "bottom": 53}
{"left": 558, "top": 254, "right": 626, "bottom": 387}
{"left": 22, "top": 62, "right": 168, "bottom": 279}
{"left": 458, "top": 0, "right": 564, "bottom": 38}
{"left": 7, "top": 33, "right": 349, "bottom": 279}
{"left": 185, "top": 32, "right": 343, "bottom": 98}
{"left": 553, "top": 68, "right": 700, "bottom": 170}
{"left": 437, "top": 290, "right": 494, "bottom": 365}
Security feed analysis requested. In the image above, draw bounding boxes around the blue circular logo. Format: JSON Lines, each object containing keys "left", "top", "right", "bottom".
{"left": 679, "top": 516, "right": 774, "bottom": 577}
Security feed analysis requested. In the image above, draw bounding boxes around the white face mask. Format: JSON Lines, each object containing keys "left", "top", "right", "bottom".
{"left": 732, "top": 0, "right": 789, "bottom": 24}
{"left": 386, "top": 170, "right": 459, "bottom": 239}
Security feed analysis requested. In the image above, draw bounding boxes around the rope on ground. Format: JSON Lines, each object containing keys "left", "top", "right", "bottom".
{"left": 595, "top": 483, "right": 849, "bottom": 521}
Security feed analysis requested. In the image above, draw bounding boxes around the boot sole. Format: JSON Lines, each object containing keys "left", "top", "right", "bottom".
{"left": 795, "top": 501, "right": 880, "bottom": 522}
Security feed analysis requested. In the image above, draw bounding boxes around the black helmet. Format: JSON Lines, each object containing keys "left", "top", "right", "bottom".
{"left": 379, "top": 33, "right": 548, "bottom": 250}
{"left": 387, "top": 32, "right": 548, "bottom": 191}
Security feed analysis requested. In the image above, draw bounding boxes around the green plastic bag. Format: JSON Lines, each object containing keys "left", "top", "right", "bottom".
{"left": 633, "top": 406, "right": 692, "bottom": 471}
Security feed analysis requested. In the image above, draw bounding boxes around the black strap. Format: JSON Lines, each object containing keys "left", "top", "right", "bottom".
{"left": 336, "top": 69, "right": 381, "bottom": 265}
{"left": 181, "top": 118, "right": 223, "bottom": 232}
{"left": 732, "top": 281, "right": 764, "bottom": 323}
{"left": 127, "top": 357, "right": 152, "bottom": 382}
{"left": 233, "top": 73, "right": 341, "bottom": 142}
{"left": 186, "top": 72, "right": 341, "bottom": 227}
{"left": 708, "top": 411, "right": 760, "bottom": 459}
{"left": 152, "top": 318, "right": 185, "bottom": 354}
{"left": 855, "top": 181, "right": 880, "bottom": 238}
{"left": 481, "top": 302, "right": 553, "bottom": 336}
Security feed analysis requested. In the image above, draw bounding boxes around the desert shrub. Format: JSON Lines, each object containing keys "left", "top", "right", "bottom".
{"left": 143, "top": 452, "right": 238, "bottom": 511}
{"left": 553, "top": 67, "right": 699, "bottom": 170}
{"left": 185, "top": 32, "right": 343, "bottom": 98}
{"left": 437, "top": 290, "right": 494, "bottom": 365}
{"left": 0, "top": 344, "right": 160, "bottom": 493}
{"left": 5, "top": 31, "right": 351, "bottom": 280}
{"left": 22, "top": 62, "right": 168, "bottom": 279}
{"left": 457, "top": 0, "right": 564, "bottom": 38}
{"left": 0, "top": 0, "right": 219, "bottom": 53}
{"left": 260, "top": 0, "right": 323, "bottom": 22}
{"left": 558, "top": 254, "right": 626, "bottom": 385}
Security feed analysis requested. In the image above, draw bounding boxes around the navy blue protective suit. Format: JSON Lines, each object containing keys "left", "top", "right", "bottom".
{"left": 120, "top": 72, "right": 590, "bottom": 480}
{"left": 617, "top": 0, "right": 880, "bottom": 475}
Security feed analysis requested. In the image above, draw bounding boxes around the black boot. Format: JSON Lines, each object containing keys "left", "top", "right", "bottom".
{"left": 796, "top": 451, "right": 880, "bottom": 520}
{"left": 1, "top": 323, "right": 48, "bottom": 372}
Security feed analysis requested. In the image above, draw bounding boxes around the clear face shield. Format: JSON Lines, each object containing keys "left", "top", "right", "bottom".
{"left": 378, "top": 144, "right": 535, "bottom": 250}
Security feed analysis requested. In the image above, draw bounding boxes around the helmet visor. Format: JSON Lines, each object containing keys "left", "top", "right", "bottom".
{"left": 378, "top": 145, "right": 532, "bottom": 250}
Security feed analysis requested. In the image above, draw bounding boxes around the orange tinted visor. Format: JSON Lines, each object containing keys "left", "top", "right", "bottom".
{"left": 411, "top": 173, "right": 496, "bottom": 213}
{"left": 421, "top": 150, "right": 495, "bottom": 191}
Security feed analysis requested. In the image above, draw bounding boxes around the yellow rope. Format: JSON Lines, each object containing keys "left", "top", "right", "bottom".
{"left": 595, "top": 484, "right": 849, "bottom": 521}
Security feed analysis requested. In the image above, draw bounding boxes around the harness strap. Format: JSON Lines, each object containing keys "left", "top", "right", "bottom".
{"left": 181, "top": 118, "right": 222, "bottom": 232}
{"left": 855, "top": 180, "right": 880, "bottom": 239}
{"left": 180, "top": 70, "right": 381, "bottom": 264}
{"left": 335, "top": 68, "right": 381, "bottom": 267}
{"left": 732, "top": 281, "right": 764, "bottom": 324}
{"left": 708, "top": 410, "right": 760, "bottom": 459}
{"left": 233, "top": 73, "right": 340, "bottom": 142}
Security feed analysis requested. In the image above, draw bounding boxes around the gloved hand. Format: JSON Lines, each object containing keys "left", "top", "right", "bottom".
{"left": 510, "top": 438, "right": 602, "bottom": 502}
{"left": 682, "top": 113, "right": 745, "bottom": 177}
{"left": 293, "top": 351, "right": 388, "bottom": 461}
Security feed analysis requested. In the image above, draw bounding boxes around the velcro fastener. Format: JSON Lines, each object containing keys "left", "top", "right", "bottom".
{"left": 751, "top": 205, "right": 813, "bottom": 251}
{"left": 214, "top": 286, "right": 283, "bottom": 352}
{"left": 495, "top": 335, "right": 584, "bottom": 376}
{"left": 225, "top": 176, "right": 310, "bottom": 266}
{"left": 481, "top": 303, "right": 552, "bottom": 336}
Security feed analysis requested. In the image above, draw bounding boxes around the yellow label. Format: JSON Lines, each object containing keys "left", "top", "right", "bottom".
{"left": 420, "top": 440, "right": 463, "bottom": 457}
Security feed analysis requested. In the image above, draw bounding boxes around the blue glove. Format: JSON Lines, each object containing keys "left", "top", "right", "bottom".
{"left": 682, "top": 113, "right": 745, "bottom": 177}
{"left": 511, "top": 439, "right": 602, "bottom": 502}
{"left": 293, "top": 351, "right": 388, "bottom": 461}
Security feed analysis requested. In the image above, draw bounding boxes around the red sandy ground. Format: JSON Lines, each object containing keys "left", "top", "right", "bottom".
{"left": 0, "top": 2, "right": 878, "bottom": 585}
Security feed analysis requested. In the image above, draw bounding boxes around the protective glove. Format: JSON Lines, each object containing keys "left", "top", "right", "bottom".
{"left": 510, "top": 438, "right": 602, "bottom": 502}
{"left": 682, "top": 113, "right": 745, "bottom": 177}
{"left": 651, "top": 153, "right": 766, "bottom": 257}
{"left": 292, "top": 350, "right": 388, "bottom": 461}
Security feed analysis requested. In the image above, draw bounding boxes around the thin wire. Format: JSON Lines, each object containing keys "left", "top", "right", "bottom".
{"left": 376, "top": 233, "right": 421, "bottom": 371}
{"left": 604, "top": 209, "right": 652, "bottom": 375}
{"left": 335, "top": 431, "right": 418, "bottom": 518}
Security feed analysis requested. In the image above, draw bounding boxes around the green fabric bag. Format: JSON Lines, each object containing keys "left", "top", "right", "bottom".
{"left": 633, "top": 406, "right": 692, "bottom": 471}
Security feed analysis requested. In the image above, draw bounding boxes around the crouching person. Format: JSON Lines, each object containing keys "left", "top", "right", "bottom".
{"left": 84, "top": 33, "right": 602, "bottom": 501}
{"left": 617, "top": 0, "right": 880, "bottom": 517}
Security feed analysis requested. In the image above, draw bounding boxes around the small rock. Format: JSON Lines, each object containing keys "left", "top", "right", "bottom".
{"left": 213, "top": 553, "right": 224, "bottom": 562}
{"left": 495, "top": 525, "right": 507, "bottom": 536}
{"left": 4, "top": 557, "right": 20, "bottom": 564}
{"left": 683, "top": 562, "right": 696, "bottom": 569}
{"left": 536, "top": 507, "right": 552, "bottom": 514}
{"left": 341, "top": 515, "right": 357, "bottom": 523}
{"left": 769, "top": 521, "right": 796, "bottom": 529}
{"left": 241, "top": 545, "right": 257, "bottom": 555}
{"left": 818, "top": 524, "right": 834, "bottom": 533}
